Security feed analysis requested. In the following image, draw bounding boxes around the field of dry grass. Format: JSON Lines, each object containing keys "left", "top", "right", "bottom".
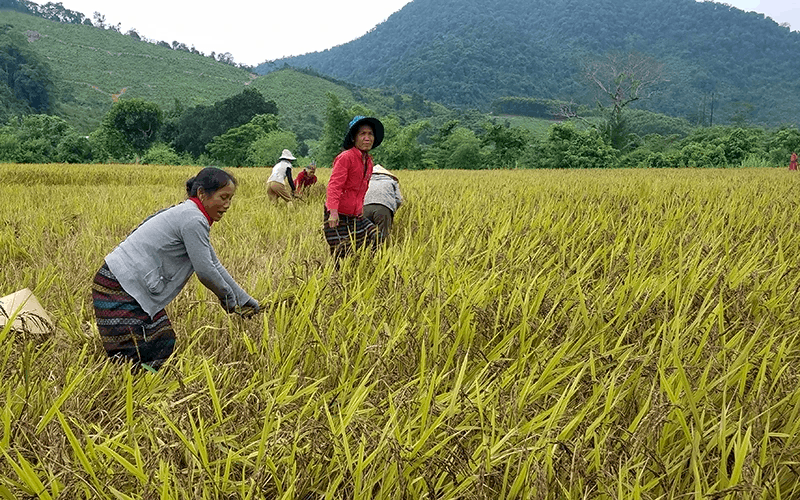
{"left": 1, "top": 164, "right": 799, "bottom": 499}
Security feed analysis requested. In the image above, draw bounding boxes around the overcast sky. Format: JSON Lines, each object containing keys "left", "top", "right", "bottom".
{"left": 27, "top": 0, "right": 800, "bottom": 67}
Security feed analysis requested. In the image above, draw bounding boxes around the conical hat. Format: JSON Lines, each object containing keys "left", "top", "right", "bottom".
{"left": 0, "top": 288, "right": 53, "bottom": 335}
{"left": 372, "top": 164, "right": 398, "bottom": 181}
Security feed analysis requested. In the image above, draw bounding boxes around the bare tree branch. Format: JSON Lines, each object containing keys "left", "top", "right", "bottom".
{"left": 553, "top": 100, "right": 594, "bottom": 127}
{"left": 584, "top": 52, "right": 667, "bottom": 115}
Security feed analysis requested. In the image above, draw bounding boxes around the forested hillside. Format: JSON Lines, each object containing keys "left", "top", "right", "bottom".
{"left": 0, "top": 10, "right": 448, "bottom": 135}
{"left": 258, "top": 0, "right": 800, "bottom": 127}
{"left": 1, "top": 10, "right": 254, "bottom": 131}
{"left": 0, "top": 9, "right": 487, "bottom": 167}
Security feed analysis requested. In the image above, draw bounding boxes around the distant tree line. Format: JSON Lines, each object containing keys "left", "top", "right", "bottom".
{"left": 491, "top": 97, "right": 594, "bottom": 120}
{"left": 2, "top": 88, "right": 799, "bottom": 170}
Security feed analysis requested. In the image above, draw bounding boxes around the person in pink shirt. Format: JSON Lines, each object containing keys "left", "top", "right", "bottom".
{"left": 323, "top": 116, "right": 384, "bottom": 261}
{"left": 790, "top": 152, "right": 798, "bottom": 171}
{"left": 294, "top": 161, "right": 318, "bottom": 197}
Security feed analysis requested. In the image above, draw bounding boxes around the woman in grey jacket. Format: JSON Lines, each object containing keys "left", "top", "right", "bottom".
{"left": 91, "top": 167, "right": 259, "bottom": 371}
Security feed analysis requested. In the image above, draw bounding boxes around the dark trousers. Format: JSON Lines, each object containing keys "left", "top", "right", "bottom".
{"left": 323, "top": 209, "right": 378, "bottom": 261}
{"left": 363, "top": 204, "right": 394, "bottom": 245}
{"left": 92, "top": 263, "right": 175, "bottom": 371}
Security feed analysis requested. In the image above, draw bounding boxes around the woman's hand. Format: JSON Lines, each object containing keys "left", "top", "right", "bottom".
{"left": 327, "top": 209, "right": 339, "bottom": 228}
{"left": 234, "top": 298, "right": 260, "bottom": 318}
{"left": 245, "top": 297, "right": 260, "bottom": 313}
{"left": 221, "top": 293, "right": 238, "bottom": 313}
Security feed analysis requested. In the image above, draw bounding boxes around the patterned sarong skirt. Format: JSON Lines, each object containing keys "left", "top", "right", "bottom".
{"left": 323, "top": 210, "right": 378, "bottom": 259}
{"left": 92, "top": 262, "right": 175, "bottom": 370}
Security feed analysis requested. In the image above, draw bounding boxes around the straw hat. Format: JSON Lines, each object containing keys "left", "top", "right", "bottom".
{"left": 372, "top": 164, "right": 398, "bottom": 181}
{"left": 0, "top": 288, "right": 53, "bottom": 335}
{"left": 279, "top": 149, "right": 296, "bottom": 161}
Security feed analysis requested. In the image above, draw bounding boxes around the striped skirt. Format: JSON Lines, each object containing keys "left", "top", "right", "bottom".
{"left": 92, "top": 262, "right": 175, "bottom": 371}
{"left": 323, "top": 210, "right": 378, "bottom": 258}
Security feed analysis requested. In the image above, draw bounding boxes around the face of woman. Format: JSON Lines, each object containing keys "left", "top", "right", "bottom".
{"left": 353, "top": 125, "right": 375, "bottom": 152}
{"left": 199, "top": 181, "right": 236, "bottom": 222}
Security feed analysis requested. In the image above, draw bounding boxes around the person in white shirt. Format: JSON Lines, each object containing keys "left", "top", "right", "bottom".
{"left": 267, "top": 149, "right": 298, "bottom": 205}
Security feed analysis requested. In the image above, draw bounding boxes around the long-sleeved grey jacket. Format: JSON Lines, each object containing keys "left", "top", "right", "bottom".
{"left": 363, "top": 174, "right": 403, "bottom": 214}
{"left": 105, "top": 200, "right": 253, "bottom": 318}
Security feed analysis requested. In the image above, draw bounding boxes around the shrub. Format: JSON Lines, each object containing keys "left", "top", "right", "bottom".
{"left": 642, "top": 151, "right": 674, "bottom": 168}
{"left": 372, "top": 118, "right": 429, "bottom": 170}
{"left": 55, "top": 133, "right": 93, "bottom": 163}
{"left": 766, "top": 127, "right": 800, "bottom": 167}
{"left": 677, "top": 143, "right": 726, "bottom": 168}
{"left": 618, "top": 148, "right": 651, "bottom": 168}
{"left": 142, "top": 143, "right": 181, "bottom": 165}
{"left": 0, "top": 114, "right": 73, "bottom": 163}
{"left": 0, "top": 133, "right": 20, "bottom": 162}
{"left": 207, "top": 114, "right": 281, "bottom": 167}
{"left": 531, "top": 123, "right": 617, "bottom": 169}
{"left": 246, "top": 130, "right": 299, "bottom": 167}
{"left": 722, "top": 128, "right": 763, "bottom": 165}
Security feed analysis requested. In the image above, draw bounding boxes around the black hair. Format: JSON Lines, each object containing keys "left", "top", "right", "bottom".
{"left": 185, "top": 167, "right": 237, "bottom": 197}
{"left": 343, "top": 123, "right": 375, "bottom": 150}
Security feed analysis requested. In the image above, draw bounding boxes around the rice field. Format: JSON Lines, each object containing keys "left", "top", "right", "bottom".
{"left": 1, "top": 163, "right": 800, "bottom": 499}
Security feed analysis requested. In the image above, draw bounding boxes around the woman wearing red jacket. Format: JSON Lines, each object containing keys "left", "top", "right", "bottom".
{"left": 323, "top": 115, "right": 384, "bottom": 260}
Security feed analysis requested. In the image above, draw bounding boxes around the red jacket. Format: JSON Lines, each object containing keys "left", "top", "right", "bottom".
{"left": 295, "top": 170, "right": 318, "bottom": 187}
{"left": 325, "top": 147, "right": 373, "bottom": 216}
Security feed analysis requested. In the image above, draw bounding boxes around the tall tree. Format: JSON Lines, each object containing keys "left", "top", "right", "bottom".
{"left": 481, "top": 121, "right": 529, "bottom": 168}
{"left": 247, "top": 130, "right": 299, "bottom": 167}
{"left": 206, "top": 114, "right": 279, "bottom": 166}
{"left": 584, "top": 51, "right": 666, "bottom": 149}
{"left": 92, "top": 12, "right": 105, "bottom": 29}
{"left": 0, "top": 25, "right": 56, "bottom": 117}
{"left": 100, "top": 98, "right": 163, "bottom": 157}
{"left": 172, "top": 88, "right": 277, "bottom": 158}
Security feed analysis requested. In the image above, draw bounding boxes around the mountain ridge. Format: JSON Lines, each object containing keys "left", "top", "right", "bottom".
{"left": 257, "top": 0, "right": 800, "bottom": 127}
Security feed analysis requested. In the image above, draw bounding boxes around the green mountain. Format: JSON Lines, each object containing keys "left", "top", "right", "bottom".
{"left": 256, "top": 0, "right": 800, "bottom": 127}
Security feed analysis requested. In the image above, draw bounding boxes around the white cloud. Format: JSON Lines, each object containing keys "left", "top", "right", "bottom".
{"left": 34, "top": 0, "right": 413, "bottom": 66}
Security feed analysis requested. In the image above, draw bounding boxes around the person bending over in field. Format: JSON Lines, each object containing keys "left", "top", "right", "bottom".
{"left": 92, "top": 167, "right": 260, "bottom": 371}
{"left": 294, "top": 161, "right": 318, "bottom": 198}
{"left": 363, "top": 164, "right": 403, "bottom": 245}
{"left": 266, "top": 149, "right": 298, "bottom": 206}
{"left": 323, "top": 116, "right": 384, "bottom": 261}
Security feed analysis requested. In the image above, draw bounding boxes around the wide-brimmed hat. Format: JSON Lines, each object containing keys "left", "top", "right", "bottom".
{"left": 372, "top": 164, "right": 398, "bottom": 181}
{"left": 279, "top": 149, "right": 296, "bottom": 161}
{"left": 0, "top": 288, "right": 53, "bottom": 335}
{"left": 343, "top": 116, "right": 384, "bottom": 149}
